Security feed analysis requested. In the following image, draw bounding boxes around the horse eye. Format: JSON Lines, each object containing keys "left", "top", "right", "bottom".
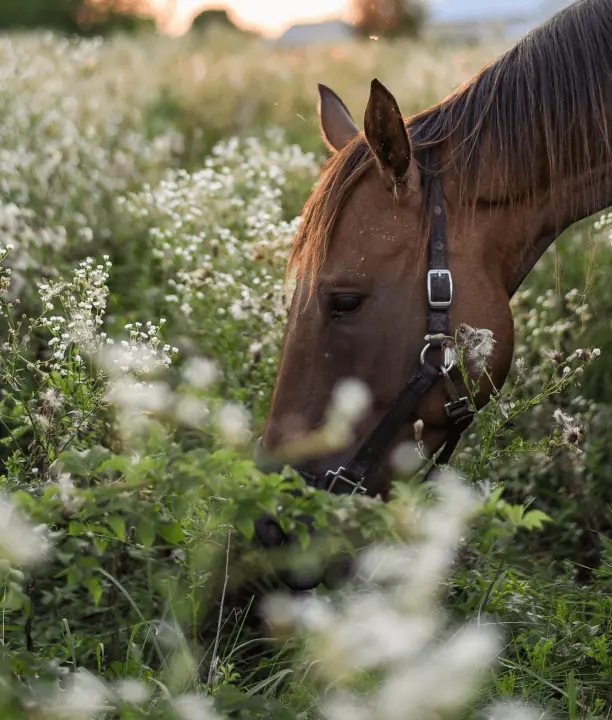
{"left": 330, "top": 294, "right": 362, "bottom": 317}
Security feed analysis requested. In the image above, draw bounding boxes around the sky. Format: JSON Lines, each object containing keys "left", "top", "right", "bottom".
{"left": 150, "top": 0, "right": 564, "bottom": 37}
{"left": 151, "top": 0, "right": 350, "bottom": 36}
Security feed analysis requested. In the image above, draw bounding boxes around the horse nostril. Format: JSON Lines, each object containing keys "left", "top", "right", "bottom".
{"left": 254, "top": 515, "right": 286, "bottom": 548}
{"left": 277, "top": 566, "right": 326, "bottom": 592}
{"left": 323, "top": 552, "right": 355, "bottom": 590}
{"left": 253, "top": 437, "right": 285, "bottom": 475}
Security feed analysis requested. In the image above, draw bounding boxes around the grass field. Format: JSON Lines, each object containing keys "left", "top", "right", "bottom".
{"left": 1, "top": 26, "right": 612, "bottom": 719}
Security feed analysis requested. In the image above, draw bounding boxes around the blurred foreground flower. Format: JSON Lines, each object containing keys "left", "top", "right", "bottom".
{"left": 46, "top": 669, "right": 113, "bottom": 720}
{"left": 217, "top": 402, "right": 252, "bottom": 446}
{"left": 263, "top": 471, "right": 535, "bottom": 720}
{"left": 182, "top": 356, "right": 219, "bottom": 389}
{"left": 174, "top": 693, "right": 219, "bottom": 720}
{"left": 0, "top": 495, "right": 51, "bottom": 567}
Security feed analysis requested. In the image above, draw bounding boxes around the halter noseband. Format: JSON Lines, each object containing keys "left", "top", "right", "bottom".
{"left": 279, "top": 148, "right": 473, "bottom": 496}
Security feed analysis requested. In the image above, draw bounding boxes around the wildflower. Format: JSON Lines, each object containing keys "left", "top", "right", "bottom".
{"left": 568, "top": 347, "right": 601, "bottom": 363}
{"left": 455, "top": 324, "right": 495, "bottom": 372}
{"left": 43, "top": 387, "right": 63, "bottom": 410}
{"left": 329, "top": 378, "right": 372, "bottom": 424}
{"left": 175, "top": 396, "right": 210, "bottom": 428}
{"left": 499, "top": 397, "right": 515, "bottom": 419}
{"left": 542, "top": 348, "right": 564, "bottom": 364}
{"left": 173, "top": 693, "right": 218, "bottom": 720}
{"left": 391, "top": 440, "right": 423, "bottom": 475}
{"left": 182, "top": 357, "right": 218, "bottom": 389}
{"left": 106, "top": 380, "right": 172, "bottom": 415}
{"left": 47, "top": 669, "right": 113, "bottom": 719}
{"left": 553, "top": 408, "right": 584, "bottom": 447}
{"left": 114, "top": 679, "right": 151, "bottom": 705}
{"left": 0, "top": 495, "right": 51, "bottom": 566}
{"left": 486, "top": 701, "right": 544, "bottom": 720}
{"left": 413, "top": 419, "right": 424, "bottom": 443}
{"left": 267, "top": 472, "right": 500, "bottom": 720}
{"left": 217, "top": 403, "right": 251, "bottom": 446}
{"left": 377, "top": 622, "right": 500, "bottom": 720}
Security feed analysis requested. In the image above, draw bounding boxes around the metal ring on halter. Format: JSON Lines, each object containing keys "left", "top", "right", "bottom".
{"left": 442, "top": 345, "right": 456, "bottom": 373}
{"left": 419, "top": 343, "right": 431, "bottom": 365}
{"left": 420, "top": 341, "right": 456, "bottom": 374}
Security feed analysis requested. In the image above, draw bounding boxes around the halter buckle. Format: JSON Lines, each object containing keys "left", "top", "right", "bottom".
{"left": 325, "top": 467, "right": 367, "bottom": 495}
{"left": 427, "top": 269, "right": 453, "bottom": 309}
{"left": 445, "top": 397, "right": 472, "bottom": 422}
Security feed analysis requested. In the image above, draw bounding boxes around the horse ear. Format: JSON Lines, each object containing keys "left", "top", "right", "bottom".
{"left": 364, "top": 78, "right": 412, "bottom": 183}
{"left": 318, "top": 84, "right": 360, "bottom": 152}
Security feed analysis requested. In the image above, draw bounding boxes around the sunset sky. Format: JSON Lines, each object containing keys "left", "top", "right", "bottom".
{"left": 152, "top": 0, "right": 350, "bottom": 35}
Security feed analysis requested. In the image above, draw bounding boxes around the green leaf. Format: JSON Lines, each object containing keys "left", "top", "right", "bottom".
{"left": 502, "top": 503, "right": 526, "bottom": 527}
{"left": 57, "top": 451, "right": 89, "bottom": 476}
{"left": 1, "top": 582, "right": 27, "bottom": 611}
{"left": 137, "top": 520, "right": 156, "bottom": 548}
{"left": 107, "top": 515, "right": 126, "bottom": 541}
{"left": 83, "top": 445, "right": 112, "bottom": 472}
{"left": 521, "top": 509, "right": 552, "bottom": 531}
{"left": 85, "top": 577, "right": 103, "bottom": 607}
{"left": 68, "top": 521, "right": 87, "bottom": 536}
{"left": 93, "top": 536, "right": 109, "bottom": 554}
{"left": 235, "top": 516, "right": 254, "bottom": 540}
{"left": 158, "top": 521, "right": 184, "bottom": 545}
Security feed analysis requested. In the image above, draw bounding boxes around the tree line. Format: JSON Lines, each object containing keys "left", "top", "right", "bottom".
{"left": 0, "top": 0, "right": 426, "bottom": 38}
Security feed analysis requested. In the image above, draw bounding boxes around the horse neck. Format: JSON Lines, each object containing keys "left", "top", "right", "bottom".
{"left": 505, "top": 157, "right": 612, "bottom": 296}
{"left": 549, "top": 161, "right": 612, "bottom": 231}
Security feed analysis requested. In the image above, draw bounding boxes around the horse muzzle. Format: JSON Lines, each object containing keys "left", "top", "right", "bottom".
{"left": 252, "top": 438, "right": 354, "bottom": 591}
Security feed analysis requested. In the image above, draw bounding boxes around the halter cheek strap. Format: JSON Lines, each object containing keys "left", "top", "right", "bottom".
{"left": 297, "top": 148, "right": 473, "bottom": 496}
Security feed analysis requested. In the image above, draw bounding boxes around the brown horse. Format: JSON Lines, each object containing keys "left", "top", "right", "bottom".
{"left": 254, "top": 0, "right": 612, "bottom": 586}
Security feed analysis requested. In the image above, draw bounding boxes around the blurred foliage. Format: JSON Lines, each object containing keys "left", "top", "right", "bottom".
{"left": 0, "top": 0, "right": 155, "bottom": 35}
{"left": 145, "top": 28, "right": 501, "bottom": 161}
{"left": 191, "top": 8, "right": 250, "bottom": 35}
{"left": 350, "top": 0, "right": 426, "bottom": 38}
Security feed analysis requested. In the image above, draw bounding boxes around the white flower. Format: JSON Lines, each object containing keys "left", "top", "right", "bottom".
{"left": 217, "top": 403, "right": 251, "bottom": 446}
{"left": 553, "top": 408, "right": 583, "bottom": 447}
{"left": 47, "top": 669, "right": 113, "bottom": 719}
{"left": 486, "top": 701, "right": 545, "bottom": 720}
{"left": 175, "top": 396, "right": 210, "bottom": 427}
{"left": 377, "top": 623, "right": 500, "bottom": 720}
{"left": 57, "top": 473, "right": 75, "bottom": 505}
{"left": 114, "top": 678, "right": 150, "bottom": 705}
{"left": 329, "top": 378, "right": 372, "bottom": 424}
{"left": 0, "top": 495, "right": 51, "bottom": 566}
{"left": 173, "top": 693, "right": 219, "bottom": 720}
{"left": 182, "top": 357, "right": 218, "bottom": 389}
{"left": 456, "top": 324, "right": 496, "bottom": 371}
{"left": 263, "top": 471, "right": 502, "bottom": 720}
{"left": 391, "top": 441, "right": 423, "bottom": 475}
{"left": 106, "top": 380, "right": 172, "bottom": 414}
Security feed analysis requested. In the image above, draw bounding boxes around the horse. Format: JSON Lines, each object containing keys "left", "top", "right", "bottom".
{"left": 254, "top": 0, "right": 612, "bottom": 589}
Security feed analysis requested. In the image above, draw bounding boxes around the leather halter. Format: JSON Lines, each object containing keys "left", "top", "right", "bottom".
{"left": 292, "top": 147, "right": 473, "bottom": 496}
{"left": 255, "top": 148, "right": 474, "bottom": 498}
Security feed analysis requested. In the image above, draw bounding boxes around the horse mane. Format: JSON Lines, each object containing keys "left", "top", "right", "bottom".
{"left": 290, "top": 0, "right": 612, "bottom": 282}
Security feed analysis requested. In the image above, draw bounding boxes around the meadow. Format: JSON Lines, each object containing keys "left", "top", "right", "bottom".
{"left": 1, "top": 25, "right": 612, "bottom": 719}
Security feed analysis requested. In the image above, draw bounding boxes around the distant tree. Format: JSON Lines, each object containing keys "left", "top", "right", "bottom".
{"left": 0, "top": 0, "right": 155, "bottom": 35}
{"left": 351, "top": 0, "right": 426, "bottom": 38}
{"left": 191, "top": 8, "right": 243, "bottom": 34}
